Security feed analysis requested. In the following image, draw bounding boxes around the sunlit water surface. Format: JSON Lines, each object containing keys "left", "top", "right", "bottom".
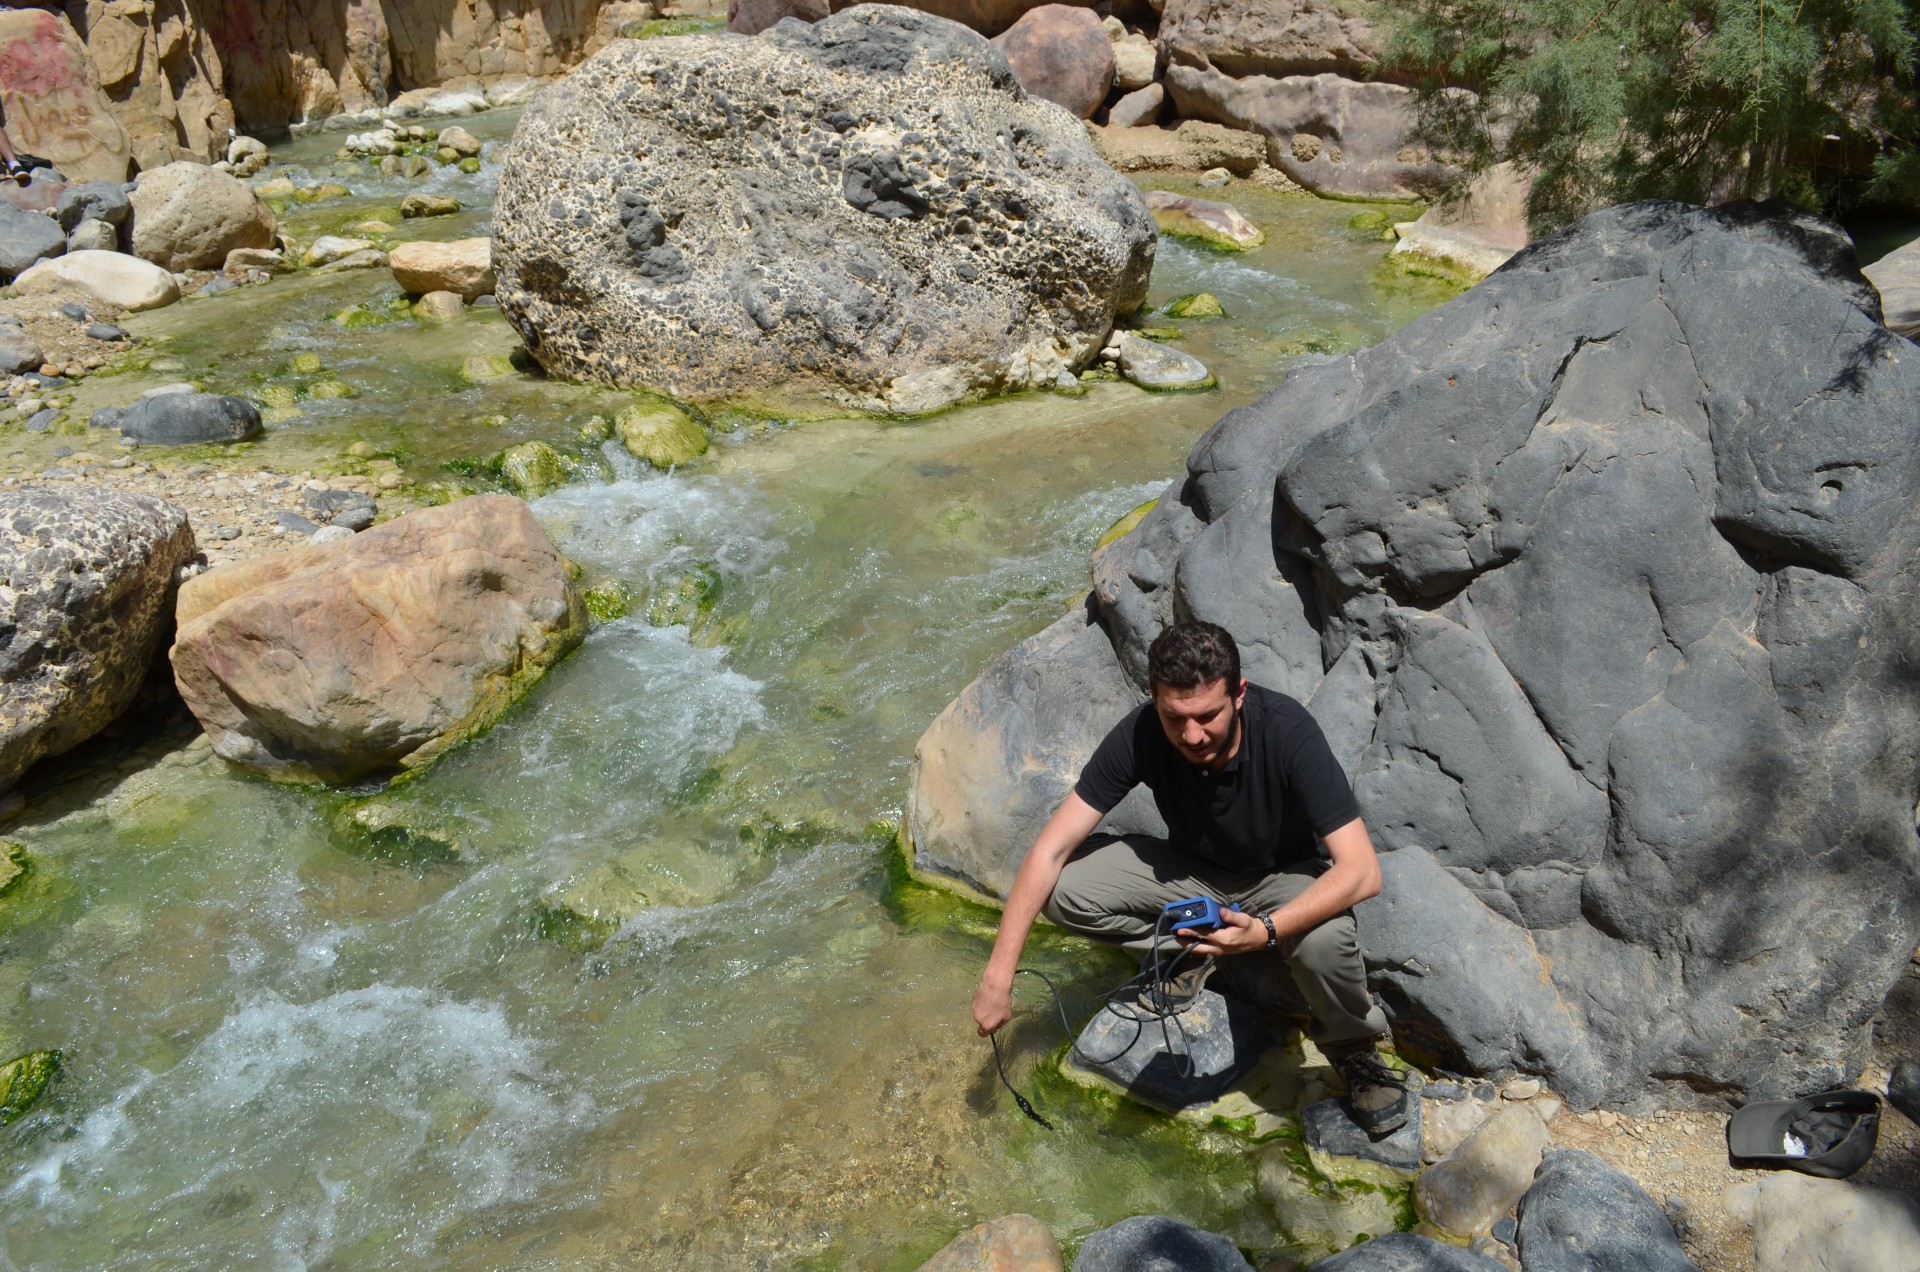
{"left": 0, "top": 104, "right": 1456, "bottom": 1268}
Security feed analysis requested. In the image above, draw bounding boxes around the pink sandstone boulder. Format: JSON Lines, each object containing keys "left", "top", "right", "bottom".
{"left": 170, "top": 495, "right": 587, "bottom": 784}
{"left": 0, "top": 8, "right": 134, "bottom": 183}
{"left": 992, "top": 5, "right": 1113, "bottom": 119}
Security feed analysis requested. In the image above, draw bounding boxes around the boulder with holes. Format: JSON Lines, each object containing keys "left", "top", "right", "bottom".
{"left": 494, "top": 6, "right": 1155, "bottom": 417}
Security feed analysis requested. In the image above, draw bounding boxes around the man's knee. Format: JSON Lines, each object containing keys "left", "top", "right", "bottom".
{"left": 1288, "top": 913, "right": 1364, "bottom": 978}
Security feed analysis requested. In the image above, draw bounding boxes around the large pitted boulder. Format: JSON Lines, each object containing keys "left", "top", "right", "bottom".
{"left": 127, "top": 162, "right": 277, "bottom": 272}
{"left": 1, "top": 489, "right": 196, "bottom": 792}
{"left": 991, "top": 5, "right": 1114, "bottom": 119}
{"left": 170, "top": 495, "right": 587, "bottom": 784}
{"left": 908, "top": 201, "right": 1920, "bottom": 1110}
{"left": 493, "top": 6, "right": 1156, "bottom": 416}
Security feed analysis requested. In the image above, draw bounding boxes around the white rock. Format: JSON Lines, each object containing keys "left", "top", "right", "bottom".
{"left": 11, "top": 251, "right": 180, "bottom": 311}
{"left": 1112, "top": 35, "right": 1157, "bottom": 91}
{"left": 310, "top": 525, "right": 356, "bottom": 544}
{"left": 1415, "top": 1105, "right": 1550, "bottom": 1237}
{"left": 228, "top": 135, "right": 267, "bottom": 164}
{"left": 302, "top": 236, "right": 376, "bottom": 267}
{"left": 1501, "top": 1077, "right": 1543, "bottom": 1100}
{"left": 1727, "top": 1173, "right": 1920, "bottom": 1271}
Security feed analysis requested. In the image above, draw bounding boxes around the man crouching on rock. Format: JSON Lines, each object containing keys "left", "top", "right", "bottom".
{"left": 970, "top": 619, "right": 1408, "bottom": 1133}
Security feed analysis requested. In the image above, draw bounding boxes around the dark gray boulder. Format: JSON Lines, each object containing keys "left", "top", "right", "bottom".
{"left": 493, "top": 5, "right": 1155, "bottom": 416}
{"left": 1303, "top": 1094, "right": 1423, "bottom": 1172}
{"left": 56, "top": 179, "right": 131, "bottom": 232}
{"left": 910, "top": 200, "right": 1920, "bottom": 1109}
{"left": 1308, "top": 1232, "right": 1510, "bottom": 1270}
{"left": 301, "top": 487, "right": 377, "bottom": 531}
{"left": 1, "top": 488, "right": 197, "bottom": 791}
{"left": 0, "top": 203, "right": 66, "bottom": 279}
{"left": 1515, "top": 1150, "right": 1697, "bottom": 1271}
{"left": 1065, "top": 987, "right": 1271, "bottom": 1109}
{"left": 1071, "top": 1215, "right": 1253, "bottom": 1272}
{"left": 118, "top": 393, "right": 263, "bottom": 445}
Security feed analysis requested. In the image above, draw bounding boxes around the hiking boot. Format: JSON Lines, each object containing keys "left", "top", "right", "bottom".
{"left": 1138, "top": 955, "right": 1215, "bottom": 1016}
{"left": 1334, "top": 1047, "right": 1410, "bottom": 1135}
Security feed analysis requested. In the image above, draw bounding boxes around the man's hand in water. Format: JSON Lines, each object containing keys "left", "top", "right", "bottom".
{"left": 972, "top": 973, "right": 1013, "bottom": 1036}
{"left": 1176, "top": 907, "right": 1269, "bottom": 958}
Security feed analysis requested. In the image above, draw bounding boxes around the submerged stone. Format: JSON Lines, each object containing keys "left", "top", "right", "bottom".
{"left": 329, "top": 799, "right": 469, "bottom": 865}
{"left": 645, "top": 562, "right": 721, "bottom": 629}
{"left": 1072, "top": 1216, "right": 1253, "bottom": 1272}
{"left": 582, "top": 579, "right": 636, "bottom": 624}
{"left": 290, "top": 353, "right": 326, "bottom": 375}
{"left": 459, "top": 353, "right": 516, "bottom": 382}
{"left": 1143, "top": 191, "right": 1265, "bottom": 251}
{"left": 1165, "top": 291, "right": 1227, "bottom": 319}
{"left": 617, "top": 400, "right": 707, "bottom": 468}
{"left": 402, "top": 193, "right": 461, "bottom": 218}
{"left": 1114, "top": 332, "right": 1215, "bottom": 391}
{"left": 1259, "top": 1142, "right": 1414, "bottom": 1260}
{"left": 0, "top": 1050, "right": 59, "bottom": 1125}
{"left": 496, "top": 440, "right": 572, "bottom": 497}
{"left": 0, "top": 839, "right": 24, "bottom": 894}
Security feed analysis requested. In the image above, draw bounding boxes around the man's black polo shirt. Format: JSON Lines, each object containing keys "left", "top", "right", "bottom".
{"left": 1073, "top": 682, "right": 1360, "bottom": 873}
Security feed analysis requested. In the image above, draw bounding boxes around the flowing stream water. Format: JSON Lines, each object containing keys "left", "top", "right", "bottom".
{"left": 0, "top": 102, "right": 1460, "bottom": 1269}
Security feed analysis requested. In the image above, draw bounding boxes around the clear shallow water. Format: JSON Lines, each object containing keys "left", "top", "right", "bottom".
{"left": 0, "top": 107, "right": 1454, "bottom": 1269}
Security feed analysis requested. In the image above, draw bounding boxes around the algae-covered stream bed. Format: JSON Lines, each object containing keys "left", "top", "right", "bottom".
{"left": 0, "top": 107, "right": 1455, "bottom": 1268}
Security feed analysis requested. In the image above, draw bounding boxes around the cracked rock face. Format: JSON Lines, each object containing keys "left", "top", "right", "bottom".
{"left": 0, "top": 488, "right": 196, "bottom": 791}
{"left": 492, "top": 6, "right": 1155, "bottom": 416}
{"left": 909, "top": 201, "right": 1920, "bottom": 1109}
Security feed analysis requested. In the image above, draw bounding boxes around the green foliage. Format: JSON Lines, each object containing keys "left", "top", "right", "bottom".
{"left": 1384, "top": 0, "right": 1920, "bottom": 230}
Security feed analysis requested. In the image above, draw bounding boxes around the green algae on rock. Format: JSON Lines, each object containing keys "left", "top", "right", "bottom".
{"left": 330, "top": 798, "right": 470, "bottom": 865}
{"left": 1143, "top": 191, "right": 1266, "bottom": 252}
{"left": 1165, "top": 292, "right": 1227, "bottom": 319}
{"left": 495, "top": 440, "right": 573, "bottom": 497}
{"left": 645, "top": 562, "right": 722, "bottom": 629}
{"left": 0, "top": 838, "right": 25, "bottom": 894}
{"left": 459, "top": 353, "right": 516, "bottom": 383}
{"left": 0, "top": 1050, "right": 59, "bottom": 1125}
{"left": 1096, "top": 498, "right": 1159, "bottom": 550}
{"left": 617, "top": 400, "right": 708, "bottom": 469}
{"left": 582, "top": 579, "right": 636, "bottom": 624}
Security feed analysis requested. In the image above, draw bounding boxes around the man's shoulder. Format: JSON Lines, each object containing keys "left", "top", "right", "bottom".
{"left": 1245, "top": 681, "right": 1314, "bottom": 723}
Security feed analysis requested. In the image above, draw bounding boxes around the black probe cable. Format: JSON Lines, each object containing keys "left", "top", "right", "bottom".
{"left": 988, "top": 915, "right": 1209, "bottom": 1130}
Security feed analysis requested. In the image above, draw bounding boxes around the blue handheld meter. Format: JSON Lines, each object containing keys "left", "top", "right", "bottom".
{"left": 1162, "top": 896, "right": 1238, "bottom": 933}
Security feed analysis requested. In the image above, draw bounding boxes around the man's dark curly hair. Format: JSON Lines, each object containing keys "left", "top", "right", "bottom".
{"left": 1147, "top": 621, "right": 1241, "bottom": 691}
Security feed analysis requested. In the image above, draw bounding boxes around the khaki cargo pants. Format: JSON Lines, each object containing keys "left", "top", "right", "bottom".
{"left": 1042, "top": 833, "right": 1389, "bottom": 1052}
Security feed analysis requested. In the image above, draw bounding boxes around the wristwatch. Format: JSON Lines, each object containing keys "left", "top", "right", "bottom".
{"left": 1258, "top": 914, "right": 1278, "bottom": 950}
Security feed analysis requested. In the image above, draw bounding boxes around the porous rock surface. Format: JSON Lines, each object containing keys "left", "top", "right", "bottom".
{"left": 908, "top": 201, "right": 1920, "bottom": 1110}
{"left": 127, "top": 162, "right": 277, "bottom": 272}
{"left": 170, "top": 495, "right": 586, "bottom": 784}
{"left": 492, "top": 6, "right": 1155, "bottom": 415}
{"left": 1, "top": 488, "right": 196, "bottom": 792}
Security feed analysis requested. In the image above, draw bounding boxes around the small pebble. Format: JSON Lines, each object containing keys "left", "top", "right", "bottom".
{"left": 51, "top": 444, "right": 72, "bottom": 457}
{"left": 85, "top": 323, "right": 128, "bottom": 342}
{"left": 25, "top": 409, "right": 56, "bottom": 432}
{"left": 1501, "top": 1077, "right": 1543, "bottom": 1100}
{"left": 1491, "top": 1216, "right": 1517, "bottom": 1243}
{"left": 59, "top": 302, "right": 87, "bottom": 321}
{"left": 215, "top": 526, "right": 243, "bottom": 540}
